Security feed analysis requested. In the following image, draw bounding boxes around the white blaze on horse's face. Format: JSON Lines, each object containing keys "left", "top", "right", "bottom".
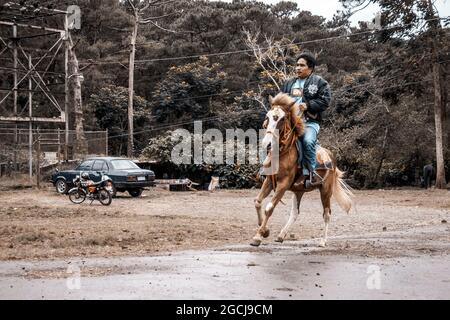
{"left": 262, "top": 106, "right": 285, "bottom": 149}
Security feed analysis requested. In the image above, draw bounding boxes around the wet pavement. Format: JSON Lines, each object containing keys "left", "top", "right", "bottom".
{"left": 1, "top": 226, "right": 450, "bottom": 300}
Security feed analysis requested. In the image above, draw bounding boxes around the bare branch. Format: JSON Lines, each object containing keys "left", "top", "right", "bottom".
{"left": 140, "top": 0, "right": 152, "bottom": 12}
{"left": 79, "top": 60, "right": 94, "bottom": 72}
{"left": 126, "top": 0, "right": 136, "bottom": 12}
{"left": 149, "top": 0, "right": 172, "bottom": 6}
{"left": 140, "top": 0, "right": 175, "bottom": 11}
{"left": 243, "top": 29, "right": 281, "bottom": 90}
{"left": 256, "top": 85, "right": 268, "bottom": 111}
{"left": 142, "top": 19, "right": 179, "bottom": 33}
{"left": 347, "top": 0, "right": 371, "bottom": 18}
{"left": 105, "top": 26, "right": 132, "bottom": 33}
{"left": 140, "top": 10, "right": 181, "bottom": 23}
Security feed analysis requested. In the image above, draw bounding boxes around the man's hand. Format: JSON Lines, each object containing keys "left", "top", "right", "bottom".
{"left": 298, "top": 103, "right": 307, "bottom": 112}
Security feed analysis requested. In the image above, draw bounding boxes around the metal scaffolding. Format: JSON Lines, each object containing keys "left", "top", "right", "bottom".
{"left": 0, "top": 2, "right": 69, "bottom": 181}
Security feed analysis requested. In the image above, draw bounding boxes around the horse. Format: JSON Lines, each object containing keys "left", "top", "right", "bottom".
{"left": 251, "top": 92, "right": 354, "bottom": 247}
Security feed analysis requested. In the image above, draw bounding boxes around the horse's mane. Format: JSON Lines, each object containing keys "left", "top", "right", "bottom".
{"left": 271, "top": 93, "right": 295, "bottom": 111}
{"left": 270, "top": 93, "right": 305, "bottom": 139}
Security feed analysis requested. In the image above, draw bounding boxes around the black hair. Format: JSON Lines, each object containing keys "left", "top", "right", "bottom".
{"left": 297, "top": 52, "right": 317, "bottom": 70}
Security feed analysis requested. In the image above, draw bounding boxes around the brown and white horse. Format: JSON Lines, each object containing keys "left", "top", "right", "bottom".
{"left": 252, "top": 93, "right": 354, "bottom": 247}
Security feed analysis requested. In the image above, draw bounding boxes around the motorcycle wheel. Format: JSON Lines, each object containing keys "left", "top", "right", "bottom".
{"left": 69, "top": 189, "right": 86, "bottom": 204}
{"left": 98, "top": 189, "right": 112, "bottom": 206}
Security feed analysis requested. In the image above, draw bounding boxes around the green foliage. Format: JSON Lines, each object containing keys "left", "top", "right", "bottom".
{"left": 140, "top": 131, "right": 177, "bottom": 163}
{"left": 151, "top": 56, "right": 227, "bottom": 126}
{"left": 212, "top": 164, "right": 260, "bottom": 189}
{"left": 139, "top": 130, "right": 260, "bottom": 188}
{"left": 90, "top": 85, "right": 151, "bottom": 156}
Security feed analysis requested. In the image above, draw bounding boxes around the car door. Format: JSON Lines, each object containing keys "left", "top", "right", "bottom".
{"left": 75, "top": 160, "right": 94, "bottom": 177}
{"left": 90, "top": 160, "right": 108, "bottom": 182}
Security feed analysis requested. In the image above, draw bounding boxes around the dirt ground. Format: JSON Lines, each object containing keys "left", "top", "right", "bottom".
{"left": 0, "top": 182, "right": 449, "bottom": 261}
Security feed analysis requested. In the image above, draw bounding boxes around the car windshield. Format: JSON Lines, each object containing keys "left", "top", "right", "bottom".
{"left": 110, "top": 159, "right": 140, "bottom": 170}
{"left": 77, "top": 160, "right": 94, "bottom": 171}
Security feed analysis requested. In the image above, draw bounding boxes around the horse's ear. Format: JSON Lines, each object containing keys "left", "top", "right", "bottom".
{"left": 262, "top": 118, "right": 268, "bottom": 129}
{"left": 268, "top": 95, "right": 274, "bottom": 105}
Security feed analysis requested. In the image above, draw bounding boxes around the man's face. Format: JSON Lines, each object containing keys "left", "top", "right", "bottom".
{"left": 295, "top": 58, "right": 312, "bottom": 79}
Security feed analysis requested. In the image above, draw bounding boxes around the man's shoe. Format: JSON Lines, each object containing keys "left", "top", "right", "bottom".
{"left": 292, "top": 175, "right": 307, "bottom": 189}
{"left": 304, "top": 171, "right": 323, "bottom": 189}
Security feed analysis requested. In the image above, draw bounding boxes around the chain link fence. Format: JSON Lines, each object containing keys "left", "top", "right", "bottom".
{"left": 0, "top": 125, "right": 108, "bottom": 183}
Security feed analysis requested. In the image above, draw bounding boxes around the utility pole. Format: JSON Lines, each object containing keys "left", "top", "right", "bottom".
{"left": 64, "top": 14, "right": 69, "bottom": 161}
{"left": 68, "top": 35, "right": 87, "bottom": 158}
{"left": 13, "top": 24, "right": 18, "bottom": 173}
{"left": 28, "top": 54, "right": 33, "bottom": 182}
{"left": 128, "top": 11, "right": 138, "bottom": 158}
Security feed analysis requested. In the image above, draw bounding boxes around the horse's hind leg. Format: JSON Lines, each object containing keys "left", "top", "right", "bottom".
{"left": 319, "top": 181, "right": 332, "bottom": 247}
{"left": 254, "top": 178, "right": 272, "bottom": 228}
{"left": 275, "top": 192, "right": 303, "bottom": 243}
{"left": 251, "top": 178, "right": 290, "bottom": 246}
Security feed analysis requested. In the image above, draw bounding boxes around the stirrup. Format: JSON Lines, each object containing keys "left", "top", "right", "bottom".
{"left": 304, "top": 171, "right": 323, "bottom": 189}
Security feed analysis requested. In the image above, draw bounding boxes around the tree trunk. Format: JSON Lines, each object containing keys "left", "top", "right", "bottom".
{"left": 128, "top": 14, "right": 138, "bottom": 158}
{"left": 68, "top": 38, "right": 88, "bottom": 158}
{"left": 432, "top": 62, "right": 447, "bottom": 188}
{"left": 374, "top": 127, "right": 389, "bottom": 187}
{"left": 428, "top": 0, "right": 447, "bottom": 189}
{"left": 441, "top": 60, "right": 448, "bottom": 163}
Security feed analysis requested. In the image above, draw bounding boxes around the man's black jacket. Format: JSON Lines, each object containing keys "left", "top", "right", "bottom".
{"left": 281, "top": 74, "right": 332, "bottom": 123}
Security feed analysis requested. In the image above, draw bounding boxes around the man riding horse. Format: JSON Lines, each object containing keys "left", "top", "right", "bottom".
{"left": 282, "top": 52, "right": 332, "bottom": 189}
{"left": 251, "top": 52, "right": 352, "bottom": 247}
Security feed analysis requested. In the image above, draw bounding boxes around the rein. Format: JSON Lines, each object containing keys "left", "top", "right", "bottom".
{"left": 268, "top": 107, "right": 304, "bottom": 191}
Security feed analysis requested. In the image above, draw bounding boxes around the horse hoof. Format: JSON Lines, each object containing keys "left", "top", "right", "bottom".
{"left": 319, "top": 240, "right": 327, "bottom": 247}
{"left": 250, "top": 239, "right": 262, "bottom": 247}
{"left": 262, "top": 229, "right": 270, "bottom": 238}
{"left": 275, "top": 236, "right": 284, "bottom": 243}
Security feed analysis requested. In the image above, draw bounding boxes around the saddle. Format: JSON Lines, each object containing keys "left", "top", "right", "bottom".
{"left": 262, "top": 144, "right": 333, "bottom": 170}
{"left": 260, "top": 144, "right": 333, "bottom": 188}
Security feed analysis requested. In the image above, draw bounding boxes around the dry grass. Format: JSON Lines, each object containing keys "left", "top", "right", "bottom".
{"left": 0, "top": 185, "right": 449, "bottom": 260}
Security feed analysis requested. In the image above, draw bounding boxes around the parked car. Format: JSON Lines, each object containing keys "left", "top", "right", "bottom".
{"left": 50, "top": 157, "right": 155, "bottom": 197}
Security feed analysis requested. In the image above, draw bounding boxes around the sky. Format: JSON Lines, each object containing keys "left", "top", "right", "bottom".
{"left": 214, "top": 0, "right": 450, "bottom": 26}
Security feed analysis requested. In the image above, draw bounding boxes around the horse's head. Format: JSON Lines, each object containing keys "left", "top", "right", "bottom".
{"left": 262, "top": 93, "right": 300, "bottom": 149}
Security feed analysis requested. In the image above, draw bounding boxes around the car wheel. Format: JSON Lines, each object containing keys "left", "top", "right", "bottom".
{"left": 128, "top": 188, "right": 143, "bottom": 197}
{"left": 55, "top": 179, "right": 68, "bottom": 194}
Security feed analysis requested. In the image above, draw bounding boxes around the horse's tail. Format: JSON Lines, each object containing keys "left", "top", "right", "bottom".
{"left": 332, "top": 167, "right": 354, "bottom": 213}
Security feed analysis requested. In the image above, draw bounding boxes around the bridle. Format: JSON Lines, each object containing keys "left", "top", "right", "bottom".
{"left": 264, "top": 102, "right": 304, "bottom": 190}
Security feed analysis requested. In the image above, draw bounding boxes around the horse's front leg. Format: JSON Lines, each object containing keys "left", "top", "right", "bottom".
{"left": 275, "top": 192, "right": 304, "bottom": 243}
{"left": 251, "top": 177, "right": 291, "bottom": 247}
{"left": 254, "top": 177, "right": 272, "bottom": 228}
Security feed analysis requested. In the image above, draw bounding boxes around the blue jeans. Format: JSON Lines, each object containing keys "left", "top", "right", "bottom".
{"left": 297, "top": 121, "right": 320, "bottom": 176}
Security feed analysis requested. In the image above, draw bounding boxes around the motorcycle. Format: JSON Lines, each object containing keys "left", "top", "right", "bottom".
{"left": 68, "top": 173, "right": 114, "bottom": 206}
